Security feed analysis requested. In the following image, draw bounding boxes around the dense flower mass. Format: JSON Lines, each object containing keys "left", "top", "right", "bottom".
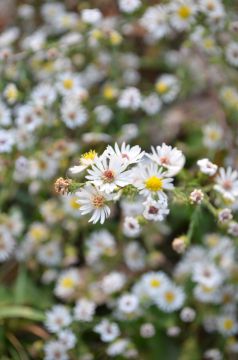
{"left": 1, "top": 0, "right": 238, "bottom": 359}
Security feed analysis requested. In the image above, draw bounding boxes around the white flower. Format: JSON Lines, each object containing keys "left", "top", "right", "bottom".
{"left": 61, "top": 100, "right": 87, "bottom": 129}
{"left": 143, "top": 197, "right": 169, "bottom": 221}
{"left": 58, "top": 329, "right": 76, "bottom": 350}
{"left": 69, "top": 150, "right": 98, "bottom": 175}
{"left": 226, "top": 42, "right": 238, "bottom": 67}
{"left": 193, "top": 284, "right": 221, "bottom": 304}
{"left": 86, "top": 156, "right": 130, "bottom": 193}
{"left": 57, "top": 73, "right": 82, "bottom": 95}
{"left": 197, "top": 158, "right": 218, "bottom": 176}
{"left": 74, "top": 298, "right": 96, "bottom": 322}
{"left": 147, "top": 143, "right": 185, "bottom": 176}
{"left": 142, "top": 93, "right": 162, "bottom": 115}
{"left": 76, "top": 185, "right": 112, "bottom": 224}
{"left": 86, "top": 230, "right": 116, "bottom": 264}
{"left": 104, "top": 143, "right": 144, "bottom": 166}
{"left": 16, "top": 104, "right": 42, "bottom": 132}
{"left": 54, "top": 268, "right": 80, "bottom": 299}
{"left": 45, "top": 305, "right": 72, "bottom": 334}
{"left": 133, "top": 162, "right": 174, "bottom": 200}
{"left": 123, "top": 216, "right": 141, "bottom": 238}
{"left": 0, "top": 129, "right": 14, "bottom": 153}
{"left": 107, "top": 339, "right": 129, "bottom": 356}
{"left": 118, "top": 0, "right": 141, "bottom": 13}
{"left": 81, "top": 8, "right": 102, "bottom": 24}
{"left": 0, "top": 227, "right": 16, "bottom": 262}
{"left": 141, "top": 271, "right": 169, "bottom": 298}
{"left": 94, "top": 105, "right": 113, "bottom": 125}
{"left": 180, "top": 307, "right": 196, "bottom": 322}
{"left": 0, "top": 101, "right": 11, "bottom": 125}
{"left": 37, "top": 241, "right": 62, "bottom": 267}
{"left": 44, "top": 340, "right": 69, "bottom": 360}
{"left": 218, "top": 315, "right": 238, "bottom": 336}
{"left": 214, "top": 167, "right": 238, "bottom": 202}
{"left": 101, "top": 272, "right": 126, "bottom": 294}
{"left": 94, "top": 319, "right": 120, "bottom": 342}
{"left": 124, "top": 241, "right": 146, "bottom": 271}
{"left": 189, "top": 189, "right": 204, "bottom": 204}
{"left": 192, "top": 263, "right": 224, "bottom": 288}
{"left": 140, "top": 5, "right": 170, "bottom": 40}
{"left": 156, "top": 283, "right": 185, "bottom": 312}
{"left": 170, "top": 0, "right": 197, "bottom": 31}
{"left": 117, "top": 293, "right": 139, "bottom": 314}
{"left": 117, "top": 87, "right": 142, "bottom": 111}
{"left": 199, "top": 0, "right": 225, "bottom": 19}
{"left": 31, "top": 83, "right": 56, "bottom": 107}
{"left": 155, "top": 74, "right": 180, "bottom": 103}
{"left": 203, "top": 123, "right": 223, "bottom": 149}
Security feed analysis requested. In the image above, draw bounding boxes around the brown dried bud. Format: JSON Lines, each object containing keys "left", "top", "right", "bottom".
{"left": 54, "top": 177, "right": 72, "bottom": 195}
{"left": 172, "top": 236, "right": 187, "bottom": 254}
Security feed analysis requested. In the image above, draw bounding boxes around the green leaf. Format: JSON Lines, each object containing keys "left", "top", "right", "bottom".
{"left": 0, "top": 306, "right": 45, "bottom": 321}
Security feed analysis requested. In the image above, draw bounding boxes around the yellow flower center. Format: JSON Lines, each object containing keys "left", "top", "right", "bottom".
{"left": 81, "top": 150, "right": 97, "bottom": 162}
{"left": 103, "top": 85, "right": 117, "bottom": 99}
{"left": 145, "top": 176, "right": 163, "bottom": 192}
{"left": 164, "top": 291, "right": 175, "bottom": 303}
{"left": 150, "top": 279, "right": 161, "bottom": 288}
{"left": 69, "top": 197, "right": 80, "bottom": 210}
{"left": 63, "top": 78, "right": 73, "bottom": 90}
{"left": 61, "top": 277, "right": 74, "bottom": 288}
{"left": 178, "top": 5, "right": 191, "bottom": 19}
{"left": 156, "top": 82, "right": 169, "bottom": 94}
{"left": 208, "top": 130, "right": 220, "bottom": 141}
{"left": 223, "top": 319, "right": 234, "bottom": 331}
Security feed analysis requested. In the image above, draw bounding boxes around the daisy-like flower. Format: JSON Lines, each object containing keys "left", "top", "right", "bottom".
{"left": 214, "top": 167, "right": 238, "bottom": 202}
{"left": 101, "top": 272, "right": 126, "bottom": 295}
{"left": 170, "top": 0, "right": 197, "bottom": 31}
{"left": 81, "top": 8, "right": 102, "bottom": 25}
{"left": 192, "top": 263, "right": 224, "bottom": 288}
{"left": 197, "top": 158, "right": 218, "bottom": 176}
{"left": 94, "top": 319, "right": 120, "bottom": 342}
{"left": 4, "top": 84, "right": 18, "bottom": 105}
{"left": 123, "top": 216, "right": 141, "bottom": 238}
{"left": 117, "top": 293, "right": 139, "bottom": 315}
{"left": 193, "top": 284, "right": 221, "bottom": 304}
{"left": 218, "top": 314, "right": 238, "bottom": 336}
{"left": 58, "top": 329, "right": 76, "bottom": 350}
{"left": 118, "top": 0, "right": 141, "bottom": 13}
{"left": 226, "top": 42, "right": 238, "bottom": 67}
{"left": 117, "top": 87, "right": 141, "bottom": 111}
{"left": 61, "top": 100, "right": 87, "bottom": 129}
{"left": 147, "top": 143, "right": 185, "bottom": 176}
{"left": 0, "top": 226, "right": 16, "bottom": 262}
{"left": 74, "top": 298, "right": 96, "bottom": 322}
{"left": 155, "top": 74, "right": 180, "bottom": 103}
{"left": 140, "top": 5, "right": 170, "bottom": 40}
{"left": 203, "top": 123, "right": 223, "bottom": 149}
{"left": 142, "top": 93, "right": 162, "bottom": 116}
{"left": 54, "top": 268, "right": 80, "bottom": 299}
{"left": 44, "top": 340, "right": 69, "bottom": 360}
{"left": 133, "top": 162, "right": 174, "bottom": 200}
{"left": 45, "top": 305, "right": 72, "bottom": 334}
{"left": 143, "top": 197, "right": 169, "bottom": 221}
{"left": 104, "top": 143, "right": 144, "bottom": 166}
{"left": 142, "top": 271, "right": 169, "bottom": 298}
{"left": 156, "top": 283, "right": 185, "bottom": 312}
{"left": 69, "top": 150, "right": 98, "bottom": 175}
{"left": 0, "top": 129, "right": 14, "bottom": 153}
{"left": 76, "top": 184, "right": 112, "bottom": 224}
{"left": 86, "top": 156, "right": 130, "bottom": 194}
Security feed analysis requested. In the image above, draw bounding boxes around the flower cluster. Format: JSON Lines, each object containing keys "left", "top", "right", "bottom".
{"left": 0, "top": 0, "right": 238, "bottom": 359}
